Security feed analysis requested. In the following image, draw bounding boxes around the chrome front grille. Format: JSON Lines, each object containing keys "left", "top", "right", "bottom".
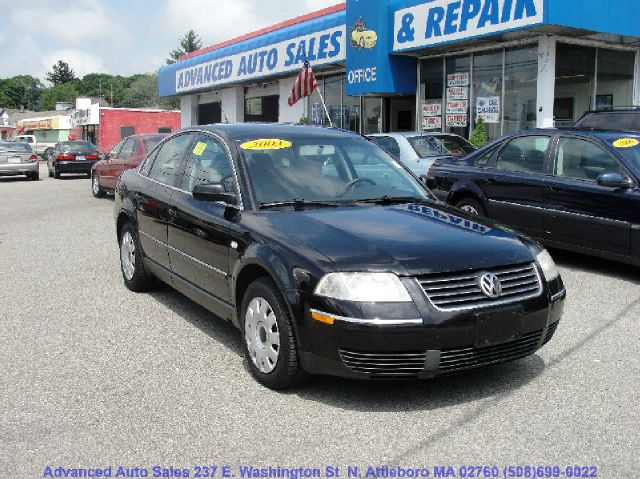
{"left": 417, "top": 263, "right": 542, "bottom": 311}
{"left": 339, "top": 350, "right": 426, "bottom": 378}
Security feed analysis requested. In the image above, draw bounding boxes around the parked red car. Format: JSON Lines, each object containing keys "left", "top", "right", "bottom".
{"left": 91, "top": 134, "right": 167, "bottom": 197}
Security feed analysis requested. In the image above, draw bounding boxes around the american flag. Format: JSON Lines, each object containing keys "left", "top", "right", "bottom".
{"left": 287, "top": 62, "right": 318, "bottom": 107}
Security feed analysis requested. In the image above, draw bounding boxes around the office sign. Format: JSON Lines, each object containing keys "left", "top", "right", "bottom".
{"left": 393, "top": 0, "right": 544, "bottom": 51}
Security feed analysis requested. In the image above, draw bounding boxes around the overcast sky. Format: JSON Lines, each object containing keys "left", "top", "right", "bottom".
{"left": 0, "top": 0, "right": 340, "bottom": 81}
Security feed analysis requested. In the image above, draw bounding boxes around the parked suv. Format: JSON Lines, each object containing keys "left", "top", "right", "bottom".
{"left": 428, "top": 129, "right": 640, "bottom": 266}
{"left": 574, "top": 107, "right": 640, "bottom": 132}
{"left": 91, "top": 134, "right": 167, "bottom": 197}
{"left": 114, "top": 124, "right": 564, "bottom": 389}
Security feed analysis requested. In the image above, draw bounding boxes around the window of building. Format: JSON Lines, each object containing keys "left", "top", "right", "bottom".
{"left": 420, "top": 57, "right": 444, "bottom": 133}
{"left": 472, "top": 50, "right": 503, "bottom": 141}
{"left": 158, "top": 127, "right": 172, "bottom": 133}
{"left": 363, "top": 98, "right": 382, "bottom": 134}
{"left": 307, "top": 74, "right": 363, "bottom": 133}
{"left": 504, "top": 46, "right": 538, "bottom": 135}
{"left": 554, "top": 44, "right": 636, "bottom": 126}
{"left": 244, "top": 95, "right": 278, "bottom": 123}
{"left": 120, "top": 126, "right": 135, "bottom": 139}
{"left": 445, "top": 55, "right": 471, "bottom": 139}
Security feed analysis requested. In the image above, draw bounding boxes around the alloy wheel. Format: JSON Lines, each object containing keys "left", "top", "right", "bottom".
{"left": 120, "top": 231, "right": 136, "bottom": 281}
{"left": 245, "top": 296, "right": 280, "bottom": 374}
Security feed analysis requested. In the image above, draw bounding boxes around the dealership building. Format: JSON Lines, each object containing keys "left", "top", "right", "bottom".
{"left": 158, "top": 0, "right": 640, "bottom": 142}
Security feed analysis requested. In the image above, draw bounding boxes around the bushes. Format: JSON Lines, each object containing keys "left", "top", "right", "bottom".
{"left": 470, "top": 118, "right": 489, "bottom": 148}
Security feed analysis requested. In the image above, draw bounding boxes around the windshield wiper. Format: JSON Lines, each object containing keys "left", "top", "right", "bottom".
{"left": 352, "top": 196, "right": 429, "bottom": 205}
{"left": 259, "top": 199, "right": 344, "bottom": 210}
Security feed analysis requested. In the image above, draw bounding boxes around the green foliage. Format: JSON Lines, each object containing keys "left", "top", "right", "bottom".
{"left": 167, "top": 30, "right": 203, "bottom": 64}
{"left": 40, "top": 83, "right": 78, "bottom": 111}
{"left": 46, "top": 60, "right": 77, "bottom": 86}
{"left": 470, "top": 118, "right": 489, "bottom": 148}
{"left": 298, "top": 116, "right": 309, "bottom": 125}
{"left": 0, "top": 75, "right": 43, "bottom": 110}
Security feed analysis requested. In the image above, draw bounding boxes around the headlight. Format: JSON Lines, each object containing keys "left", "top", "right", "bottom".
{"left": 536, "top": 249, "right": 559, "bottom": 282}
{"left": 314, "top": 272, "right": 412, "bottom": 302}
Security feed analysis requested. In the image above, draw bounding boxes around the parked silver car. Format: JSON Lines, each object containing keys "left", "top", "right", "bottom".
{"left": 368, "top": 132, "right": 475, "bottom": 180}
{"left": 0, "top": 142, "right": 39, "bottom": 181}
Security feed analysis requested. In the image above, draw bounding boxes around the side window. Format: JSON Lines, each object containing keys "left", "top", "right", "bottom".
{"left": 370, "top": 136, "right": 401, "bottom": 159}
{"left": 476, "top": 144, "right": 500, "bottom": 167}
{"left": 179, "top": 135, "right": 236, "bottom": 193}
{"left": 119, "top": 138, "right": 136, "bottom": 159}
{"left": 555, "top": 138, "right": 621, "bottom": 181}
{"left": 496, "top": 136, "right": 550, "bottom": 174}
{"left": 147, "top": 134, "right": 194, "bottom": 187}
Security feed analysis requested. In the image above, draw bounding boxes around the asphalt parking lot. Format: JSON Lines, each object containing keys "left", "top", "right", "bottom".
{"left": 1, "top": 164, "right": 639, "bottom": 478}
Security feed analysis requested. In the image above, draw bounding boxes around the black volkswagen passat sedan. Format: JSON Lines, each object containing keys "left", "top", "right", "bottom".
{"left": 114, "top": 124, "right": 565, "bottom": 389}
{"left": 427, "top": 129, "right": 640, "bottom": 266}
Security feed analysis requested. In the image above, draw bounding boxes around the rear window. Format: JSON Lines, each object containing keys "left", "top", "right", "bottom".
{"left": 576, "top": 112, "right": 640, "bottom": 132}
{"left": 0, "top": 142, "right": 32, "bottom": 152}
{"left": 408, "top": 135, "right": 476, "bottom": 158}
{"left": 58, "top": 141, "right": 95, "bottom": 152}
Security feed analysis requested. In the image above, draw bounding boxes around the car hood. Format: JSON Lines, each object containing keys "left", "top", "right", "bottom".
{"left": 254, "top": 202, "right": 535, "bottom": 275}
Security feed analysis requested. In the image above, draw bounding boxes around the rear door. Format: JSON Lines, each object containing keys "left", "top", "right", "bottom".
{"left": 167, "top": 133, "right": 242, "bottom": 309}
{"left": 135, "top": 133, "right": 195, "bottom": 271}
{"left": 483, "top": 134, "right": 553, "bottom": 238}
{"left": 544, "top": 136, "right": 632, "bottom": 255}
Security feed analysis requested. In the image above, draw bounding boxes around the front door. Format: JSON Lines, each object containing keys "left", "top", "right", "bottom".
{"left": 483, "top": 135, "right": 552, "bottom": 239}
{"left": 544, "top": 136, "right": 632, "bottom": 256}
{"left": 167, "top": 133, "right": 241, "bottom": 308}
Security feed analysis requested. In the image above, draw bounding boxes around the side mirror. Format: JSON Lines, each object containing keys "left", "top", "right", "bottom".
{"left": 597, "top": 171, "right": 633, "bottom": 189}
{"left": 193, "top": 182, "right": 237, "bottom": 205}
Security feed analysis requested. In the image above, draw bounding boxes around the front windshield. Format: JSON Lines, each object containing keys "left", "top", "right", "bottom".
{"left": 608, "top": 137, "right": 640, "bottom": 172}
{"left": 408, "top": 135, "right": 475, "bottom": 158}
{"left": 240, "top": 137, "right": 430, "bottom": 205}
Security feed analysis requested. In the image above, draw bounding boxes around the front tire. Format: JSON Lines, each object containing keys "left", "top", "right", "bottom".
{"left": 241, "top": 278, "right": 308, "bottom": 389}
{"left": 119, "top": 223, "right": 156, "bottom": 292}
{"left": 92, "top": 172, "right": 106, "bottom": 198}
{"left": 455, "top": 197, "right": 486, "bottom": 216}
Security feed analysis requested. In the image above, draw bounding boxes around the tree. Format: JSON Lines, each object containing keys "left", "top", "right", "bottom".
{"left": 40, "top": 83, "right": 78, "bottom": 111}
{"left": 120, "top": 73, "right": 178, "bottom": 109}
{"left": 0, "top": 75, "right": 44, "bottom": 110}
{"left": 46, "top": 60, "right": 77, "bottom": 86}
{"left": 470, "top": 118, "right": 489, "bottom": 148}
{"left": 166, "top": 30, "right": 202, "bottom": 64}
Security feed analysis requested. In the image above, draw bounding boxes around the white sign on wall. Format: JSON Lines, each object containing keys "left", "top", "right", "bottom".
{"left": 175, "top": 26, "right": 346, "bottom": 94}
{"left": 447, "top": 87, "right": 468, "bottom": 100}
{"left": 423, "top": 116, "right": 442, "bottom": 130}
{"left": 422, "top": 101, "right": 442, "bottom": 117}
{"left": 476, "top": 96, "right": 501, "bottom": 123}
{"left": 446, "top": 100, "right": 468, "bottom": 114}
{"left": 393, "top": 0, "right": 544, "bottom": 51}
{"left": 446, "top": 114, "right": 468, "bottom": 127}
{"left": 447, "top": 73, "right": 469, "bottom": 87}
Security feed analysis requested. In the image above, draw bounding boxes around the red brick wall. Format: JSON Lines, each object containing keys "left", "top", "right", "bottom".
{"left": 97, "top": 109, "right": 180, "bottom": 152}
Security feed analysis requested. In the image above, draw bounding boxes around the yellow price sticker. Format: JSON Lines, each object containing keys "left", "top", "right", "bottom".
{"left": 240, "top": 139, "right": 293, "bottom": 150}
{"left": 193, "top": 141, "right": 207, "bottom": 156}
{"left": 613, "top": 138, "right": 639, "bottom": 148}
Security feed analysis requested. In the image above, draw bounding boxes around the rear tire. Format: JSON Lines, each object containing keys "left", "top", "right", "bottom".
{"left": 54, "top": 165, "right": 61, "bottom": 179}
{"left": 29, "top": 171, "right": 39, "bottom": 181}
{"left": 455, "top": 197, "right": 486, "bottom": 216}
{"left": 241, "top": 278, "right": 308, "bottom": 389}
{"left": 119, "top": 223, "right": 156, "bottom": 292}
{"left": 92, "top": 172, "right": 106, "bottom": 198}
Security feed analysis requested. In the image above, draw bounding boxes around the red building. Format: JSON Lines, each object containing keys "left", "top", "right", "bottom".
{"left": 71, "top": 99, "right": 180, "bottom": 153}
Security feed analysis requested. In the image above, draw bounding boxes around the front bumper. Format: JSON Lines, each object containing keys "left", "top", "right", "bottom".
{"left": 0, "top": 162, "right": 39, "bottom": 175}
{"left": 297, "top": 273, "right": 565, "bottom": 380}
{"left": 56, "top": 160, "right": 98, "bottom": 174}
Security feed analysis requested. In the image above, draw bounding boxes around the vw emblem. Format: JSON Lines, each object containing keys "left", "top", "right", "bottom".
{"left": 478, "top": 272, "right": 502, "bottom": 299}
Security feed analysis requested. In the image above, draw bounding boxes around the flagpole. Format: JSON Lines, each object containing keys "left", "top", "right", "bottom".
{"left": 316, "top": 85, "right": 333, "bottom": 128}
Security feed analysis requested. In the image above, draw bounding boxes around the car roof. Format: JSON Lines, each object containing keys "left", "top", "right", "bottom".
{"left": 368, "top": 131, "right": 459, "bottom": 139}
{"left": 196, "top": 123, "right": 363, "bottom": 142}
{"left": 506, "top": 128, "right": 640, "bottom": 139}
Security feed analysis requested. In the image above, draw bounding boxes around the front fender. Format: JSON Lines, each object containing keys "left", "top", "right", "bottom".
{"left": 447, "top": 180, "right": 487, "bottom": 206}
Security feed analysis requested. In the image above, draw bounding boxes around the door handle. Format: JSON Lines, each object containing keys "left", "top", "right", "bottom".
{"left": 547, "top": 185, "right": 564, "bottom": 192}
{"left": 167, "top": 207, "right": 178, "bottom": 218}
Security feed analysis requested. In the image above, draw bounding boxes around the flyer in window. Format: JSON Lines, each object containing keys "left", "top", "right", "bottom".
{"left": 446, "top": 100, "right": 468, "bottom": 114}
{"left": 422, "top": 101, "right": 442, "bottom": 117}
{"left": 446, "top": 114, "right": 468, "bottom": 127}
{"left": 447, "top": 87, "right": 468, "bottom": 100}
{"left": 422, "top": 116, "right": 442, "bottom": 130}
{"left": 447, "top": 72, "right": 469, "bottom": 87}
{"left": 476, "top": 96, "right": 501, "bottom": 123}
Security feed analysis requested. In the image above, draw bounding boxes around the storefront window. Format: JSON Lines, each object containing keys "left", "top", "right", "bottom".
{"left": 342, "top": 81, "right": 361, "bottom": 133}
{"left": 445, "top": 56, "right": 471, "bottom": 138}
{"left": 472, "top": 50, "right": 503, "bottom": 141}
{"left": 597, "top": 48, "right": 635, "bottom": 108}
{"left": 554, "top": 44, "right": 596, "bottom": 126}
{"left": 324, "top": 75, "right": 343, "bottom": 128}
{"left": 504, "top": 46, "right": 538, "bottom": 135}
{"left": 420, "top": 58, "right": 444, "bottom": 132}
{"left": 363, "top": 98, "right": 382, "bottom": 134}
